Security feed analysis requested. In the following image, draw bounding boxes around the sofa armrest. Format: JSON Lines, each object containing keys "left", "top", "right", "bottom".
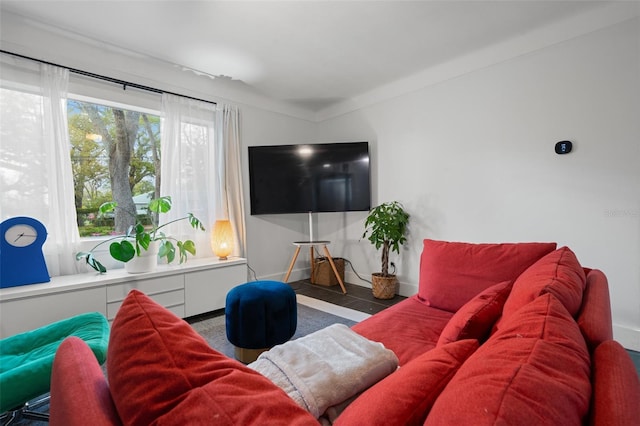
{"left": 50, "top": 337, "right": 122, "bottom": 426}
{"left": 577, "top": 269, "right": 613, "bottom": 352}
{"left": 590, "top": 340, "right": 640, "bottom": 426}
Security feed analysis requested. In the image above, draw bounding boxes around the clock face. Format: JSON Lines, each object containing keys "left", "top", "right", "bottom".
{"left": 4, "top": 224, "right": 38, "bottom": 247}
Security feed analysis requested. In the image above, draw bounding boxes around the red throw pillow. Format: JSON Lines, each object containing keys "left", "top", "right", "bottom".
{"left": 436, "top": 280, "right": 512, "bottom": 347}
{"left": 418, "top": 239, "right": 556, "bottom": 312}
{"left": 590, "top": 340, "right": 640, "bottom": 425}
{"left": 334, "top": 339, "right": 479, "bottom": 426}
{"left": 499, "top": 246, "right": 586, "bottom": 328}
{"left": 425, "top": 294, "right": 591, "bottom": 426}
{"left": 107, "top": 290, "right": 317, "bottom": 426}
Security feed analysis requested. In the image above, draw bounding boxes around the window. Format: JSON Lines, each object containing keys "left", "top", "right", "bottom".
{"left": 68, "top": 99, "right": 161, "bottom": 236}
{"left": 1, "top": 52, "right": 241, "bottom": 276}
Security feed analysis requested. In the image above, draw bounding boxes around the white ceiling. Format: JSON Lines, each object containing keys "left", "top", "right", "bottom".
{"left": 0, "top": 1, "right": 632, "bottom": 117}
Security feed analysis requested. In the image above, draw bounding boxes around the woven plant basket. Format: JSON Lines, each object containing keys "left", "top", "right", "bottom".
{"left": 371, "top": 274, "right": 398, "bottom": 299}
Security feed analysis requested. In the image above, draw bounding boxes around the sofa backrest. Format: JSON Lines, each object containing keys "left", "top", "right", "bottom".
{"left": 418, "top": 239, "right": 557, "bottom": 312}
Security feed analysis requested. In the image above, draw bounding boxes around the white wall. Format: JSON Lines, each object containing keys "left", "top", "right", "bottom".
{"left": 316, "top": 18, "right": 640, "bottom": 350}
{"left": 240, "top": 108, "right": 320, "bottom": 282}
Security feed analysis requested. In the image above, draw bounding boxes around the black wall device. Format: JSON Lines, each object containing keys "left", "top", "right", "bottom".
{"left": 555, "top": 141, "right": 572, "bottom": 155}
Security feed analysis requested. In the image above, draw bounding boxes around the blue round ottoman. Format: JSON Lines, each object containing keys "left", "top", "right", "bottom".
{"left": 225, "top": 280, "right": 297, "bottom": 363}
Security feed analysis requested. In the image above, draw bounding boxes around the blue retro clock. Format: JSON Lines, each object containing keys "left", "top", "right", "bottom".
{"left": 0, "top": 216, "right": 50, "bottom": 288}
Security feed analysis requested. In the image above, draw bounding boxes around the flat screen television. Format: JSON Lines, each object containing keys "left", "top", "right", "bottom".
{"left": 248, "top": 142, "right": 371, "bottom": 215}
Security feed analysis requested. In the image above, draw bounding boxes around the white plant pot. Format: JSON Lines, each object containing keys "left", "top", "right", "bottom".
{"left": 125, "top": 241, "right": 160, "bottom": 274}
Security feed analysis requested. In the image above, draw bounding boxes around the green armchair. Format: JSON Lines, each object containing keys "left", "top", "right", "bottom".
{"left": 0, "top": 312, "right": 109, "bottom": 423}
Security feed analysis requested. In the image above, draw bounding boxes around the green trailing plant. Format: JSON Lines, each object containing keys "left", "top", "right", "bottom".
{"left": 76, "top": 196, "right": 205, "bottom": 273}
{"left": 362, "top": 201, "right": 410, "bottom": 277}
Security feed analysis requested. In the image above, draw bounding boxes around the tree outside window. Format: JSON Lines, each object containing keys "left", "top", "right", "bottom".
{"left": 68, "top": 99, "right": 160, "bottom": 236}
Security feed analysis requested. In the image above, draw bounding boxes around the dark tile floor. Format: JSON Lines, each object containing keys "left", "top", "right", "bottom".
{"left": 288, "top": 278, "right": 406, "bottom": 315}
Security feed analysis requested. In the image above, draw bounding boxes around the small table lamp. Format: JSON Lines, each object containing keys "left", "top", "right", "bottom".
{"left": 211, "top": 220, "right": 233, "bottom": 260}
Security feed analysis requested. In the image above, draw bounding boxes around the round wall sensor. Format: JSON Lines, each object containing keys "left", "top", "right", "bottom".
{"left": 555, "top": 141, "right": 572, "bottom": 154}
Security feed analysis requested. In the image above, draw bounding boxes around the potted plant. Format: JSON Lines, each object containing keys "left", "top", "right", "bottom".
{"left": 362, "top": 201, "right": 410, "bottom": 299}
{"left": 76, "top": 196, "right": 205, "bottom": 273}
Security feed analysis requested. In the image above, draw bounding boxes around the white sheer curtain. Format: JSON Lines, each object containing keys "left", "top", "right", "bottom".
{"left": 160, "top": 94, "right": 218, "bottom": 257}
{"left": 160, "top": 95, "right": 246, "bottom": 259}
{"left": 0, "top": 56, "right": 80, "bottom": 276}
{"left": 216, "top": 104, "right": 246, "bottom": 257}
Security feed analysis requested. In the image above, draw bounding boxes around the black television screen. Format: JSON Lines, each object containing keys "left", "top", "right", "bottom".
{"left": 248, "top": 142, "right": 371, "bottom": 215}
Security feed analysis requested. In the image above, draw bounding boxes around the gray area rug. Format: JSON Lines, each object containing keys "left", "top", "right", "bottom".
{"left": 191, "top": 303, "right": 357, "bottom": 359}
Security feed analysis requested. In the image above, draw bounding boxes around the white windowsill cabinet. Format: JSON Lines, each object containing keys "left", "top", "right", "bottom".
{"left": 0, "top": 257, "right": 247, "bottom": 338}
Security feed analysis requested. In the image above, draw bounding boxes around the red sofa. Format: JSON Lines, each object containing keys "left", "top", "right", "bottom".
{"left": 49, "top": 240, "right": 640, "bottom": 425}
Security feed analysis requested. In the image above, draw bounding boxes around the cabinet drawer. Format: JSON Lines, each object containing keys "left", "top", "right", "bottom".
{"left": 106, "top": 275, "right": 184, "bottom": 302}
{"left": 184, "top": 263, "right": 247, "bottom": 316}
{"left": 107, "top": 288, "right": 184, "bottom": 321}
{"left": 0, "top": 287, "right": 106, "bottom": 339}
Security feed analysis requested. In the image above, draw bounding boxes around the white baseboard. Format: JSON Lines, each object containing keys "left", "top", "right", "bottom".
{"left": 257, "top": 269, "right": 307, "bottom": 283}
{"left": 296, "top": 294, "right": 370, "bottom": 322}
{"left": 613, "top": 324, "right": 640, "bottom": 351}
{"left": 398, "top": 282, "right": 419, "bottom": 298}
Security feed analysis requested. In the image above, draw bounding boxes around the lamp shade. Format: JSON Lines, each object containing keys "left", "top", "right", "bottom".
{"left": 211, "top": 220, "right": 233, "bottom": 260}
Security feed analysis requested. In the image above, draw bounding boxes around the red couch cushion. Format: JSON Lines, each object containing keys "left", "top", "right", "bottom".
{"left": 590, "top": 340, "right": 640, "bottom": 425}
{"left": 334, "top": 339, "right": 479, "bottom": 426}
{"left": 352, "top": 296, "right": 453, "bottom": 365}
{"left": 107, "top": 290, "right": 318, "bottom": 426}
{"left": 436, "top": 280, "right": 512, "bottom": 347}
{"left": 425, "top": 294, "right": 591, "bottom": 426}
{"left": 418, "top": 239, "right": 556, "bottom": 312}
{"left": 498, "top": 246, "right": 586, "bottom": 328}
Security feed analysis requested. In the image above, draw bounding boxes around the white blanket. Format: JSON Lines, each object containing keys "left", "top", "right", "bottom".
{"left": 248, "top": 323, "right": 398, "bottom": 418}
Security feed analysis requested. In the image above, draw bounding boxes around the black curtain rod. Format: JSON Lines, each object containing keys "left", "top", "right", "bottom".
{"left": 0, "top": 49, "right": 217, "bottom": 106}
